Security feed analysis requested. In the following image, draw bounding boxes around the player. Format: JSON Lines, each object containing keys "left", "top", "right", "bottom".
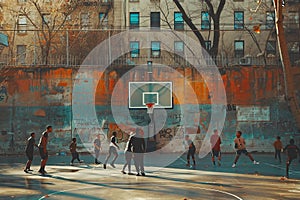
{"left": 94, "top": 134, "right": 102, "bottom": 164}
{"left": 184, "top": 135, "right": 196, "bottom": 168}
{"left": 121, "top": 131, "right": 134, "bottom": 175}
{"left": 232, "top": 131, "right": 259, "bottom": 168}
{"left": 103, "top": 131, "right": 119, "bottom": 169}
{"left": 24, "top": 132, "right": 38, "bottom": 173}
{"left": 283, "top": 139, "right": 300, "bottom": 178}
{"left": 273, "top": 136, "right": 283, "bottom": 163}
{"left": 38, "top": 125, "right": 52, "bottom": 175}
{"left": 69, "top": 138, "right": 83, "bottom": 166}
{"left": 210, "top": 129, "right": 222, "bottom": 166}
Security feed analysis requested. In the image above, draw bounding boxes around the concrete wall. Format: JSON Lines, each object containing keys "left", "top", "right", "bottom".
{"left": 0, "top": 65, "right": 299, "bottom": 155}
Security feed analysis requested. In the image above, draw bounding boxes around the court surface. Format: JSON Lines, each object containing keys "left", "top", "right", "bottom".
{"left": 1, "top": 153, "right": 300, "bottom": 200}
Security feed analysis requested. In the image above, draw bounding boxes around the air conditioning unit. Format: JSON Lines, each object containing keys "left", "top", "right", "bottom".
{"left": 239, "top": 56, "right": 252, "bottom": 66}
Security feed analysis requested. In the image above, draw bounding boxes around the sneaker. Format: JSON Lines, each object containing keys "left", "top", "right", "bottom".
{"left": 136, "top": 173, "right": 141, "bottom": 176}
{"left": 28, "top": 169, "right": 33, "bottom": 172}
{"left": 79, "top": 160, "right": 84, "bottom": 163}
{"left": 38, "top": 170, "right": 45, "bottom": 175}
{"left": 253, "top": 161, "right": 259, "bottom": 165}
{"left": 141, "top": 172, "right": 146, "bottom": 176}
{"left": 103, "top": 164, "right": 106, "bottom": 169}
{"left": 128, "top": 172, "right": 135, "bottom": 175}
{"left": 24, "top": 169, "right": 29, "bottom": 173}
{"left": 232, "top": 163, "right": 236, "bottom": 168}
{"left": 110, "top": 164, "right": 116, "bottom": 168}
{"left": 121, "top": 171, "right": 126, "bottom": 174}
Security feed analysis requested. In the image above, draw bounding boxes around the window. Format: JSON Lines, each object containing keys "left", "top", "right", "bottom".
{"left": 130, "top": 12, "right": 139, "bottom": 29}
{"left": 234, "top": 40, "right": 244, "bottom": 58}
{"left": 80, "top": 13, "right": 90, "bottom": 30}
{"left": 266, "top": 11, "right": 275, "bottom": 29}
{"left": 150, "top": 12, "right": 160, "bottom": 29}
{"left": 201, "top": 11, "right": 210, "bottom": 30}
{"left": 288, "top": 11, "right": 299, "bottom": 29}
{"left": 205, "top": 40, "right": 211, "bottom": 51}
{"left": 17, "top": 15, "right": 27, "bottom": 33}
{"left": 130, "top": 41, "right": 139, "bottom": 58}
{"left": 174, "top": 41, "right": 184, "bottom": 54}
{"left": 234, "top": 11, "right": 244, "bottom": 30}
{"left": 17, "top": 45, "right": 26, "bottom": 64}
{"left": 266, "top": 41, "right": 276, "bottom": 56}
{"left": 151, "top": 41, "right": 161, "bottom": 57}
{"left": 174, "top": 12, "right": 184, "bottom": 30}
{"left": 99, "top": 12, "right": 108, "bottom": 27}
{"left": 42, "top": 14, "right": 50, "bottom": 27}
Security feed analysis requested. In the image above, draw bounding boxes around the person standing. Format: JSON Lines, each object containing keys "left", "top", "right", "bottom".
{"left": 103, "top": 131, "right": 119, "bottom": 169}
{"left": 273, "top": 136, "right": 283, "bottom": 163}
{"left": 210, "top": 129, "right": 222, "bottom": 166}
{"left": 94, "top": 134, "right": 102, "bottom": 164}
{"left": 70, "top": 138, "right": 83, "bottom": 166}
{"left": 184, "top": 135, "right": 196, "bottom": 168}
{"left": 121, "top": 132, "right": 134, "bottom": 175}
{"left": 38, "top": 125, "right": 52, "bottom": 175}
{"left": 232, "top": 131, "right": 259, "bottom": 168}
{"left": 284, "top": 139, "right": 300, "bottom": 178}
{"left": 130, "top": 128, "right": 146, "bottom": 176}
{"left": 24, "top": 132, "right": 38, "bottom": 173}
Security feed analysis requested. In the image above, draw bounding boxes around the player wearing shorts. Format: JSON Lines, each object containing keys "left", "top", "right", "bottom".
{"left": 232, "top": 131, "right": 259, "bottom": 168}
{"left": 210, "top": 129, "right": 222, "bottom": 166}
{"left": 38, "top": 125, "right": 52, "bottom": 175}
{"left": 24, "top": 132, "right": 38, "bottom": 173}
{"left": 185, "top": 135, "right": 196, "bottom": 167}
{"left": 284, "top": 139, "right": 300, "bottom": 178}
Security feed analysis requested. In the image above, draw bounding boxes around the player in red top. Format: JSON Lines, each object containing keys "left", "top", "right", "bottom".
{"left": 210, "top": 129, "right": 222, "bottom": 166}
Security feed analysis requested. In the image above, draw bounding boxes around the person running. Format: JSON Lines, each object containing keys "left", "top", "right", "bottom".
{"left": 210, "top": 129, "right": 222, "bottom": 166}
{"left": 283, "top": 139, "right": 300, "bottom": 178}
{"left": 38, "top": 125, "right": 52, "bottom": 175}
{"left": 130, "top": 128, "right": 146, "bottom": 176}
{"left": 185, "top": 135, "right": 196, "bottom": 168}
{"left": 69, "top": 138, "right": 83, "bottom": 166}
{"left": 232, "top": 131, "right": 259, "bottom": 168}
{"left": 273, "top": 136, "right": 283, "bottom": 163}
{"left": 24, "top": 132, "right": 38, "bottom": 173}
{"left": 103, "top": 131, "right": 119, "bottom": 169}
{"left": 94, "top": 134, "right": 102, "bottom": 164}
{"left": 121, "top": 131, "right": 134, "bottom": 175}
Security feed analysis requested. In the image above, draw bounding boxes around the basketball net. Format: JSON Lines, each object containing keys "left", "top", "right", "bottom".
{"left": 146, "top": 103, "right": 155, "bottom": 114}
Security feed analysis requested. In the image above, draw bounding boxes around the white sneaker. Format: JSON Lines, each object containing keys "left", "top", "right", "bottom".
{"left": 232, "top": 163, "right": 236, "bottom": 168}
{"left": 253, "top": 161, "right": 259, "bottom": 165}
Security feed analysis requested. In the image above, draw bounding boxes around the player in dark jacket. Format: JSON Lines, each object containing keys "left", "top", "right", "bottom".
{"left": 24, "top": 132, "right": 38, "bottom": 173}
{"left": 284, "top": 139, "right": 300, "bottom": 178}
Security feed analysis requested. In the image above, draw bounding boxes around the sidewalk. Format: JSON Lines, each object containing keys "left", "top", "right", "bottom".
{"left": 0, "top": 153, "right": 299, "bottom": 199}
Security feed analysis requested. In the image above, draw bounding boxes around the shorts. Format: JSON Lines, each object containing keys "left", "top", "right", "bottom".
{"left": 211, "top": 150, "right": 221, "bottom": 157}
{"left": 236, "top": 149, "right": 249, "bottom": 155}
{"left": 26, "top": 151, "right": 33, "bottom": 161}
{"left": 39, "top": 148, "right": 48, "bottom": 159}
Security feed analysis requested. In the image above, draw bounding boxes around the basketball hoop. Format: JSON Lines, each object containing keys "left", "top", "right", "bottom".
{"left": 146, "top": 102, "right": 155, "bottom": 114}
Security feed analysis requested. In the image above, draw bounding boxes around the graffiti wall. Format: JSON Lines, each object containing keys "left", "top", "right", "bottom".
{"left": 0, "top": 66, "right": 299, "bottom": 155}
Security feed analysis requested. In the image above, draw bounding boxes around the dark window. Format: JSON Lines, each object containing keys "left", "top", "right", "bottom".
{"left": 151, "top": 41, "right": 161, "bottom": 57}
{"left": 266, "top": 11, "right": 275, "bottom": 29}
{"left": 99, "top": 13, "right": 108, "bottom": 27}
{"left": 234, "top": 40, "right": 244, "bottom": 58}
{"left": 174, "top": 12, "right": 184, "bottom": 30}
{"left": 17, "top": 45, "right": 26, "bottom": 64}
{"left": 205, "top": 40, "right": 211, "bottom": 50}
{"left": 130, "top": 41, "right": 139, "bottom": 58}
{"left": 201, "top": 11, "right": 210, "bottom": 30}
{"left": 266, "top": 41, "right": 276, "bottom": 56}
{"left": 150, "top": 12, "right": 160, "bottom": 29}
{"left": 130, "top": 12, "right": 139, "bottom": 29}
{"left": 234, "top": 11, "right": 244, "bottom": 30}
{"left": 174, "top": 41, "right": 184, "bottom": 54}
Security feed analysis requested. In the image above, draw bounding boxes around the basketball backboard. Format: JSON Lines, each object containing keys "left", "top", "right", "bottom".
{"left": 129, "top": 82, "right": 172, "bottom": 109}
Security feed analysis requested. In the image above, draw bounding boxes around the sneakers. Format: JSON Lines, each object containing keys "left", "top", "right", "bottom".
{"left": 141, "top": 172, "right": 146, "bottom": 176}
{"left": 24, "top": 169, "right": 29, "bottom": 173}
{"left": 136, "top": 173, "right": 141, "bottom": 176}
{"left": 232, "top": 163, "right": 236, "bottom": 168}
{"left": 103, "top": 164, "right": 106, "bottom": 169}
{"left": 253, "top": 161, "right": 260, "bottom": 165}
{"left": 128, "top": 172, "right": 135, "bottom": 175}
{"left": 121, "top": 171, "right": 126, "bottom": 174}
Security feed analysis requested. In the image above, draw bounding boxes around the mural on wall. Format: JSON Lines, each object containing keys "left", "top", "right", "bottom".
{"left": 0, "top": 66, "right": 299, "bottom": 154}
